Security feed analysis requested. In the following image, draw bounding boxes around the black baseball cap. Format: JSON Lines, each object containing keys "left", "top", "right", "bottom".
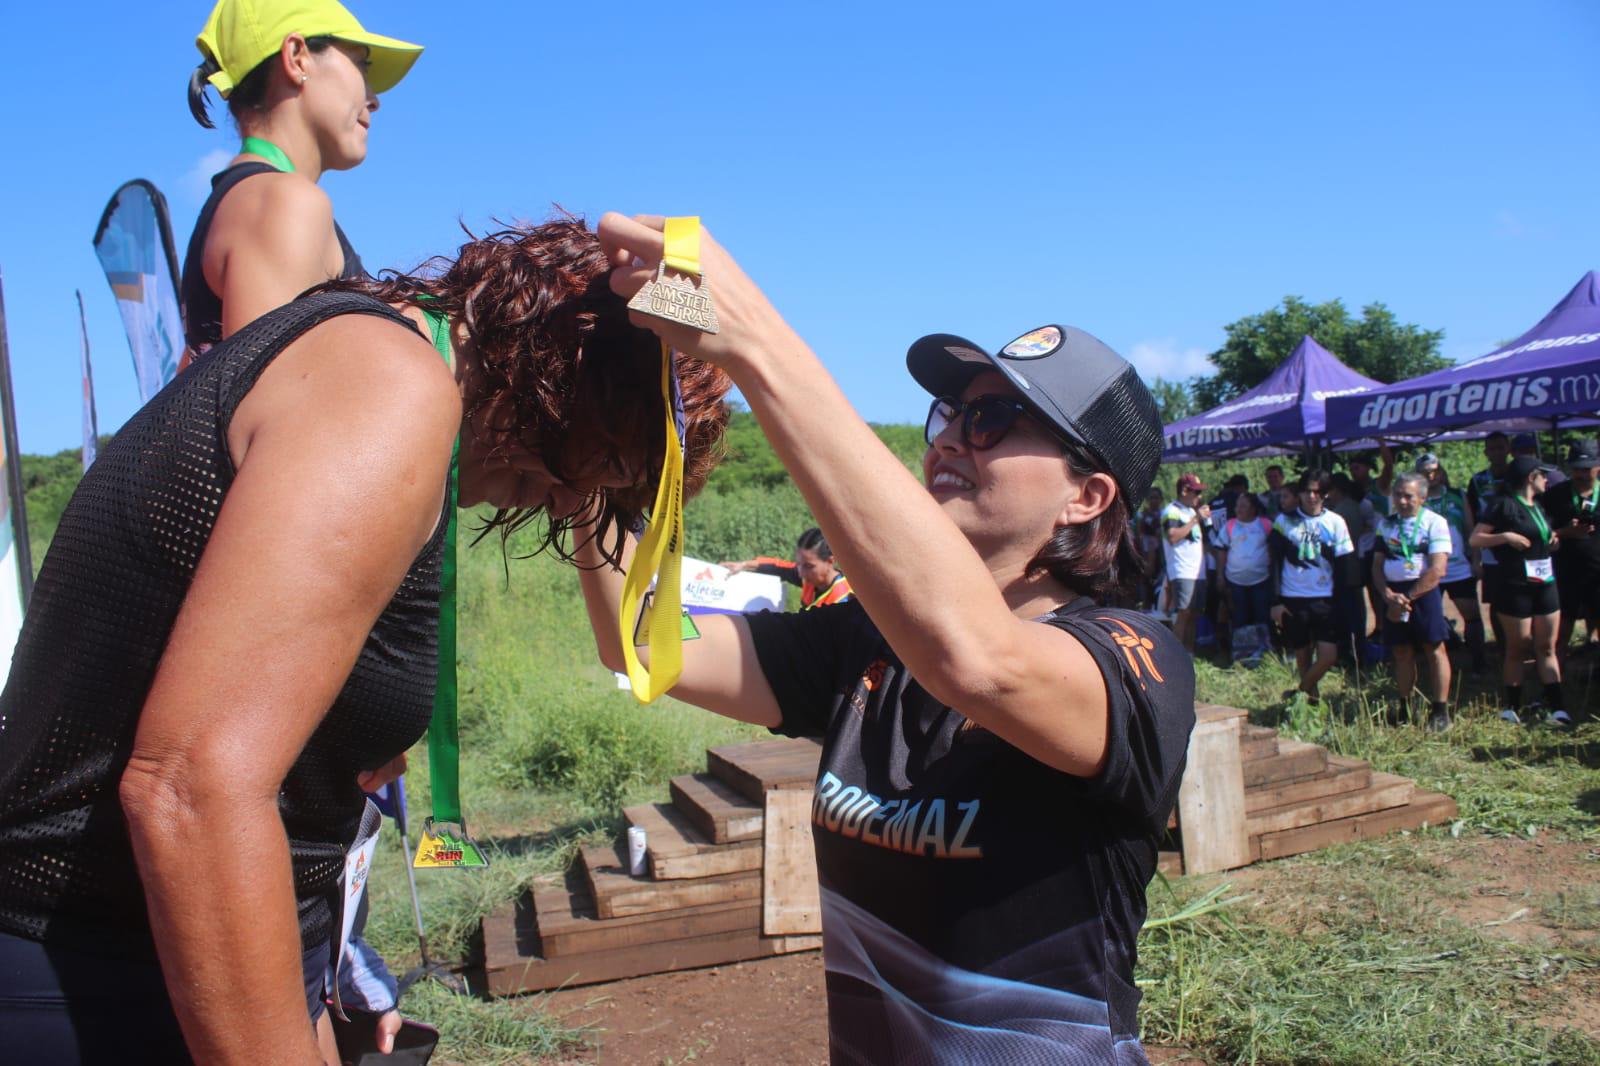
{"left": 907, "top": 323, "right": 1164, "bottom": 503}
{"left": 1566, "top": 440, "right": 1600, "bottom": 468}
{"left": 1505, "top": 455, "right": 1554, "bottom": 485}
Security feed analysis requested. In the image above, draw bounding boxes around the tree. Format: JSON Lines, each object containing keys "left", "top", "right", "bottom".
{"left": 1191, "top": 296, "right": 1447, "bottom": 410}
{"left": 1148, "top": 376, "right": 1197, "bottom": 424}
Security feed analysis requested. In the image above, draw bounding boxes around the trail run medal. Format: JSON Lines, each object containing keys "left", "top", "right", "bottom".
{"left": 414, "top": 307, "right": 487, "bottom": 870}
{"left": 412, "top": 818, "right": 489, "bottom": 868}
{"left": 627, "top": 216, "right": 720, "bottom": 334}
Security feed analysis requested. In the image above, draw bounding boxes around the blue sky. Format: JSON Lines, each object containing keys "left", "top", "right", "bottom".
{"left": 2, "top": 1, "right": 1597, "bottom": 454}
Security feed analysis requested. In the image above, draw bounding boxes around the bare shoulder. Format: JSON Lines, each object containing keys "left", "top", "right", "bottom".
{"left": 232, "top": 311, "right": 459, "bottom": 471}
{"left": 216, "top": 170, "right": 333, "bottom": 229}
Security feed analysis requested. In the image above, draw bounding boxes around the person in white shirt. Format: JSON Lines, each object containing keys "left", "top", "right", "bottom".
{"left": 1163, "top": 473, "right": 1211, "bottom": 650}
{"left": 1214, "top": 490, "right": 1273, "bottom": 665}
{"left": 1270, "top": 469, "right": 1354, "bottom": 702}
{"left": 1373, "top": 472, "right": 1455, "bottom": 731}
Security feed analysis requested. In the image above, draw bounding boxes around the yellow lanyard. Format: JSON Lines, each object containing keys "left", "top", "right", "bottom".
{"left": 617, "top": 221, "right": 699, "bottom": 702}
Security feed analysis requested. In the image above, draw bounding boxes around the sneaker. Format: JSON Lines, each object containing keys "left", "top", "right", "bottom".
{"left": 1386, "top": 701, "right": 1411, "bottom": 726}
{"left": 1523, "top": 701, "right": 1545, "bottom": 728}
{"left": 1427, "top": 710, "right": 1453, "bottom": 733}
{"left": 1546, "top": 709, "right": 1575, "bottom": 731}
{"left": 1498, "top": 709, "right": 1523, "bottom": 724}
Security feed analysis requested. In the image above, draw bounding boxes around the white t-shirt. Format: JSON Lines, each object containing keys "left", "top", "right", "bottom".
{"left": 1214, "top": 516, "right": 1272, "bottom": 586}
{"left": 1374, "top": 509, "right": 1452, "bottom": 584}
{"left": 1273, "top": 508, "right": 1354, "bottom": 598}
{"left": 1161, "top": 502, "right": 1205, "bottom": 581}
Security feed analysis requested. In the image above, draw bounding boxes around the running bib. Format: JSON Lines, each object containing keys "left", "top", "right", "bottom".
{"left": 1525, "top": 557, "right": 1554, "bottom": 584}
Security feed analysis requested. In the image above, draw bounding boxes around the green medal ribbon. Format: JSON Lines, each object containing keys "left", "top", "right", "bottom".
{"left": 240, "top": 136, "right": 295, "bottom": 173}
{"left": 1575, "top": 483, "right": 1599, "bottom": 516}
{"left": 1515, "top": 495, "right": 1551, "bottom": 546}
{"left": 413, "top": 308, "right": 485, "bottom": 869}
{"left": 1392, "top": 516, "right": 1420, "bottom": 569}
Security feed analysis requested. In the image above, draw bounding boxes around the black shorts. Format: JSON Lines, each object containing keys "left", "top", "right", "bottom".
{"left": 1557, "top": 567, "right": 1600, "bottom": 620}
{"left": 1441, "top": 577, "right": 1479, "bottom": 602}
{"left": 1280, "top": 595, "right": 1340, "bottom": 649}
{"left": 1480, "top": 566, "right": 1501, "bottom": 607}
{"left": 1494, "top": 577, "right": 1560, "bottom": 619}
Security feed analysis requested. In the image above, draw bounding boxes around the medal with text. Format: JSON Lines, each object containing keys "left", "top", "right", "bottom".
{"left": 627, "top": 216, "right": 720, "bottom": 334}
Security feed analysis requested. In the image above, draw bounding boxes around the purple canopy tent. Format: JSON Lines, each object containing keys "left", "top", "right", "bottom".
{"left": 1325, "top": 271, "right": 1600, "bottom": 440}
{"left": 1163, "top": 335, "right": 1385, "bottom": 461}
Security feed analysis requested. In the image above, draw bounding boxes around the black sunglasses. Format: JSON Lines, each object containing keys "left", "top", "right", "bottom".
{"left": 924, "top": 394, "right": 1060, "bottom": 452}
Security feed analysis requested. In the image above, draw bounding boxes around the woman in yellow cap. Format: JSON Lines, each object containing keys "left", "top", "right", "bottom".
{"left": 178, "top": 0, "right": 421, "bottom": 362}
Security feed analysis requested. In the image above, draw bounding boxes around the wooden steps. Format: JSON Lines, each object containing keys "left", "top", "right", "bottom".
{"left": 481, "top": 710, "right": 1459, "bottom": 995}
{"left": 481, "top": 738, "right": 827, "bottom": 997}
{"left": 1173, "top": 706, "right": 1457, "bottom": 876}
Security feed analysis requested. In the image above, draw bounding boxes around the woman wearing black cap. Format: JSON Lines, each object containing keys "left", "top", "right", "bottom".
{"left": 1470, "top": 456, "right": 1568, "bottom": 727}
{"left": 575, "top": 215, "right": 1195, "bottom": 1064}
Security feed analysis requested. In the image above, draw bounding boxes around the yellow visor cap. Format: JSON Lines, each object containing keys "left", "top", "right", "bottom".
{"left": 196, "top": 0, "right": 422, "bottom": 98}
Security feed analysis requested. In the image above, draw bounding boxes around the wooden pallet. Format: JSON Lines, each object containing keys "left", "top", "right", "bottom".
{"left": 623, "top": 801, "right": 762, "bottom": 880}
{"left": 669, "top": 773, "right": 765, "bottom": 844}
{"left": 706, "top": 737, "right": 822, "bottom": 803}
{"left": 1254, "top": 790, "right": 1458, "bottom": 862}
{"left": 1244, "top": 755, "right": 1371, "bottom": 814}
{"left": 581, "top": 841, "right": 761, "bottom": 920}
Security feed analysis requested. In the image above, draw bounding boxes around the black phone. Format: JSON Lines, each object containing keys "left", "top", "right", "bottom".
{"left": 331, "top": 1012, "right": 440, "bottom": 1065}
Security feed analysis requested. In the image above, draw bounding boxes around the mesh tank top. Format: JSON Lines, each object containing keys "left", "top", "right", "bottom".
{"left": 0, "top": 290, "right": 446, "bottom": 959}
{"left": 180, "top": 161, "right": 366, "bottom": 352}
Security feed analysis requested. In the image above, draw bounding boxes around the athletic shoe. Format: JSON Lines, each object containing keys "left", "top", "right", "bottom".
{"left": 1426, "top": 710, "right": 1452, "bottom": 733}
{"left": 1498, "top": 709, "right": 1523, "bottom": 724}
{"left": 1546, "top": 709, "right": 1575, "bottom": 731}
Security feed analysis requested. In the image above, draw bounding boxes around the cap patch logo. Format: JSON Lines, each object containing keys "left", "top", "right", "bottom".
{"left": 944, "top": 345, "right": 989, "bottom": 363}
{"left": 1001, "top": 325, "right": 1062, "bottom": 360}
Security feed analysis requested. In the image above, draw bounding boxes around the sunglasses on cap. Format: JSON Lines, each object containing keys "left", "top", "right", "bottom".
{"left": 925, "top": 394, "right": 1080, "bottom": 454}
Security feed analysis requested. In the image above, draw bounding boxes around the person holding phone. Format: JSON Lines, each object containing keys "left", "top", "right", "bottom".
{"left": 0, "top": 219, "right": 730, "bottom": 1063}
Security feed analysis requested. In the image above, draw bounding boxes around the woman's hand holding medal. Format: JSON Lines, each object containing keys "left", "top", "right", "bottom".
{"left": 598, "top": 213, "right": 795, "bottom": 374}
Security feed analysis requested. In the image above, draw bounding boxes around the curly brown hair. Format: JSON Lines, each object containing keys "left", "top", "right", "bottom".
{"left": 328, "top": 216, "right": 731, "bottom": 564}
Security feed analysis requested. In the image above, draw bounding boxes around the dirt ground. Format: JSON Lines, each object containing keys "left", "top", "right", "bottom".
{"left": 523, "top": 834, "right": 1597, "bottom": 1065}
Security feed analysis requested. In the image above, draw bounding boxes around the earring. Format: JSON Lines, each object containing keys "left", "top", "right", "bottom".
{"left": 299, "top": 75, "right": 308, "bottom": 84}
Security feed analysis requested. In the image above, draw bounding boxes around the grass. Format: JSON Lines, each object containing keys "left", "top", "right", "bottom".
{"left": 1139, "top": 845, "right": 1600, "bottom": 1065}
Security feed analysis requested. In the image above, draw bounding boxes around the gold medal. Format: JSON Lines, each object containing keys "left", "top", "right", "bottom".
{"left": 627, "top": 260, "right": 720, "bottom": 334}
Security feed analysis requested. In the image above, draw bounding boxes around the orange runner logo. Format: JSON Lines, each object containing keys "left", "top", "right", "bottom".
{"left": 1097, "top": 616, "right": 1165, "bottom": 688}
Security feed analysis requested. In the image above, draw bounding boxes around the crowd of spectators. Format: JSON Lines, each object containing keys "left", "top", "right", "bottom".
{"left": 1135, "top": 433, "right": 1599, "bottom": 730}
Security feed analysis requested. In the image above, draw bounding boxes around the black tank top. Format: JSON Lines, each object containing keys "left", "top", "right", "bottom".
{"left": 180, "top": 161, "right": 366, "bottom": 352}
{"left": 0, "top": 291, "right": 446, "bottom": 959}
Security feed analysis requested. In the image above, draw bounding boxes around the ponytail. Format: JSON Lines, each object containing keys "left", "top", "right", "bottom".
{"left": 186, "top": 36, "right": 337, "bottom": 131}
{"left": 188, "top": 57, "right": 222, "bottom": 129}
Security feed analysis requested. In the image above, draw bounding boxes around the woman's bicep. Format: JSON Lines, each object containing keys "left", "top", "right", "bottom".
{"left": 666, "top": 614, "right": 783, "bottom": 728}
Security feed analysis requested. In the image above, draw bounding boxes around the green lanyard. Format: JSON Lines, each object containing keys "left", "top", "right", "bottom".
{"left": 1391, "top": 515, "right": 1422, "bottom": 566}
{"left": 1575, "top": 483, "right": 1599, "bottom": 516}
{"left": 410, "top": 308, "right": 485, "bottom": 868}
{"left": 1515, "top": 495, "right": 1551, "bottom": 546}
{"left": 240, "top": 136, "right": 295, "bottom": 173}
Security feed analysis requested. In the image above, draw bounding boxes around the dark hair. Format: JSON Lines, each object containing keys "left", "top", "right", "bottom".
{"left": 1486, "top": 430, "right": 1509, "bottom": 444}
{"left": 1266, "top": 464, "right": 1285, "bottom": 475}
{"left": 1328, "top": 472, "right": 1355, "bottom": 496}
{"left": 1026, "top": 446, "right": 1141, "bottom": 603}
{"left": 323, "top": 215, "right": 731, "bottom": 567}
{"left": 1226, "top": 474, "right": 1249, "bottom": 490}
{"left": 796, "top": 528, "right": 832, "bottom": 561}
{"left": 1299, "top": 468, "right": 1332, "bottom": 494}
{"left": 188, "top": 36, "right": 337, "bottom": 129}
{"left": 1232, "top": 490, "right": 1260, "bottom": 518}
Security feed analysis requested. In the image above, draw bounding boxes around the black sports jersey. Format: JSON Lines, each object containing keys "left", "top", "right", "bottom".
{"left": 1543, "top": 484, "right": 1600, "bottom": 575}
{"left": 1482, "top": 494, "right": 1556, "bottom": 584}
{"left": 746, "top": 597, "right": 1194, "bottom": 1064}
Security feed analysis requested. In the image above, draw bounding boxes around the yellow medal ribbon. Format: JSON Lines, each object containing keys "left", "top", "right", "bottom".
{"left": 617, "top": 219, "right": 699, "bottom": 702}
